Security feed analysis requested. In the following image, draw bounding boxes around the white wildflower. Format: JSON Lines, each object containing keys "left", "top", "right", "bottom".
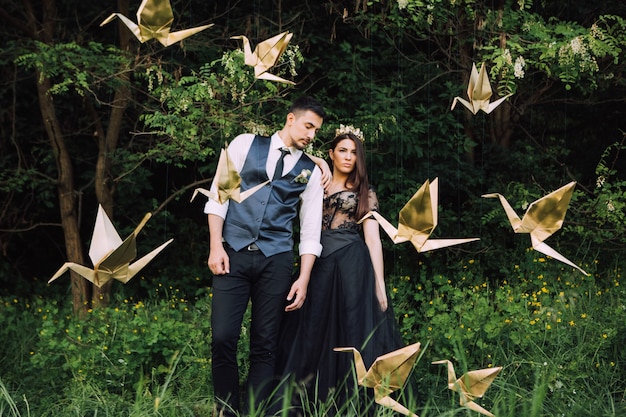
{"left": 607, "top": 200, "right": 615, "bottom": 212}
{"left": 514, "top": 56, "right": 526, "bottom": 79}
{"left": 596, "top": 176, "right": 605, "bottom": 188}
{"left": 503, "top": 49, "right": 513, "bottom": 65}
{"left": 397, "top": 0, "right": 409, "bottom": 10}
{"left": 590, "top": 23, "right": 604, "bottom": 40}
{"left": 580, "top": 56, "right": 599, "bottom": 73}
{"left": 558, "top": 45, "right": 574, "bottom": 66}
{"left": 570, "top": 36, "right": 585, "bottom": 55}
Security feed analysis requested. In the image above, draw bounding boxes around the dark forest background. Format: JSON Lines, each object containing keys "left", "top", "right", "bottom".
{"left": 1, "top": 0, "right": 625, "bottom": 312}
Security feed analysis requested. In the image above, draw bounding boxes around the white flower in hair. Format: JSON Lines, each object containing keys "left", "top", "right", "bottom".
{"left": 335, "top": 124, "right": 365, "bottom": 142}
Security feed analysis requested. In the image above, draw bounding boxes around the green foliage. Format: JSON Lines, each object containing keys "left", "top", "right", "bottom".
{"left": 3, "top": 252, "right": 626, "bottom": 416}
{"left": 15, "top": 41, "right": 129, "bottom": 96}
{"left": 2, "top": 0, "right": 625, "bottom": 302}
{"left": 0, "top": 378, "right": 30, "bottom": 417}
{"left": 565, "top": 137, "right": 626, "bottom": 249}
{"left": 139, "top": 46, "right": 301, "bottom": 167}
{"left": 21, "top": 294, "right": 211, "bottom": 413}
{"left": 367, "top": 0, "right": 626, "bottom": 94}
{"left": 483, "top": 10, "right": 625, "bottom": 93}
{"left": 389, "top": 252, "right": 626, "bottom": 416}
{"left": 2, "top": 2, "right": 626, "bottom": 413}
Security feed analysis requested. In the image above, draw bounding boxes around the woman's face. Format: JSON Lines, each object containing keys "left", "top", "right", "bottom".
{"left": 329, "top": 138, "right": 357, "bottom": 175}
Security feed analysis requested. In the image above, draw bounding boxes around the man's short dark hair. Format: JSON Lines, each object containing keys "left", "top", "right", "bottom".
{"left": 289, "top": 96, "right": 326, "bottom": 119}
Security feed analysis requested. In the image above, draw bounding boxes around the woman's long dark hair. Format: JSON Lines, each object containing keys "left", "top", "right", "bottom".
{"left": 329, "top": 133, "right": 371, "bottom": 220}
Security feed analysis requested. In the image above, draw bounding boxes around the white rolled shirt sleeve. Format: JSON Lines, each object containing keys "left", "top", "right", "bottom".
{"left": 298, "top": 166, "right": 323, "bottom": 257}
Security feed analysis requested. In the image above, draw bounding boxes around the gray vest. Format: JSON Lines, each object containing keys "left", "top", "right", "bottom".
{"left": 222, "top": 135, "right": 316, "bottom": 256}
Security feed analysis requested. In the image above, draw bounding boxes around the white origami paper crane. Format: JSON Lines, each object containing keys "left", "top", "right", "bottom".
{"left": 433, "top": 359, "right": 502, "bottom": 417}
{"left": 49, "top": 205, "right": 173, "bottom": 287}
{"left": 360, "top": 178, "right": 479, "bottom": 253}
{"left": 230, "top": 31, "right": 295, "bottom": 85}
{"left": 451, "top": 62, "right": 513, "bottom": 114}
{"left": 482, "top": 181, "right": 588, "bottom": 275}
{"left": 190, "top": 144, "right": 269, "bottom": 204}
{"left": 334, "top": 342, "right": 421, "bottom": 417}
{"left": 100, "top": 0, "right": 213, "bottom": 47}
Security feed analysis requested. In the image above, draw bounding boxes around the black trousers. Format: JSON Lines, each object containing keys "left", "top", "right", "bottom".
{"left": 211, "top": 245, "right": 294, "bottom": 416}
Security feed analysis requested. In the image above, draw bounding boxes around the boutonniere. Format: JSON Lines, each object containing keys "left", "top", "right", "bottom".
{"left": 293, "top": 169, "right": 312, "bottom": 184}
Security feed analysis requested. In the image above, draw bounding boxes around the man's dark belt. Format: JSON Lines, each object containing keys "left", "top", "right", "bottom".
{"left": 223, "top": 240, "right": 260, "bottom": 251}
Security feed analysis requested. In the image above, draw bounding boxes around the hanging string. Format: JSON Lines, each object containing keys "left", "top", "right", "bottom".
{"left": 369, "top": 21, "right": 375, "bottom": 184}
{"left": 392, "top": 19, "right": 402, "bottom": 278}
{"left": 476, "top": 2, "right": 489, "bottom": 257}
{"left": 163, "top": 162, "right": 169, "bottom": 239}
{"left": 426, "top": 34, "right": 431, "bottom": 181}
{"left": 562, "top": 0, "right": 569, "bottom": 184}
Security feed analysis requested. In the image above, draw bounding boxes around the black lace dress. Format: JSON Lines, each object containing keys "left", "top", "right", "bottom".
{"left": 276, "top": 189, "right": 402, "bottom": 408}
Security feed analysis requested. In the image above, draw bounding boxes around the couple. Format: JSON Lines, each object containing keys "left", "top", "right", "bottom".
{"left": 204, "top": 96, "right": 401, "bottom": 416}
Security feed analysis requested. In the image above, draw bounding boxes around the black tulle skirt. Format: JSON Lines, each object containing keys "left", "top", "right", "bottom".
{"left": 276, "top": 229, "right": 403, "bottom": 409}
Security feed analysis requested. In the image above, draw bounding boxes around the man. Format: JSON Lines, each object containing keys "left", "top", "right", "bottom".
{"left": 205, "top": 96, "right": 326, "bottom": 416}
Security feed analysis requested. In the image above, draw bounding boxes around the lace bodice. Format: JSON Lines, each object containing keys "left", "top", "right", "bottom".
{"left": 321, "top": 189, "right": 379, "bottom": 231}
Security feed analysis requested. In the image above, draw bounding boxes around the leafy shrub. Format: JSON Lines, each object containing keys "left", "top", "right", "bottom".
{"left": 389, "top": 251, "right": 626, "bottom": 415}
{"left": 25, "top": 293, "right": 213, "bottom": 411}
{"left": 2, "top": 252, "right": 626, "bottom": 415}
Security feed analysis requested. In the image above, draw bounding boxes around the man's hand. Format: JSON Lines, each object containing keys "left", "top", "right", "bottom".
{"left": 318, "top": 161, "right": 332, "bottom": 192}
{"left": 208, "top": 245, "right": 230, "bottom": 275}
{"left": 307, "top": 154, "right": 332, "bottom": 193}
{"left": 284, "top": 277, "right": 308, "bottom": 311}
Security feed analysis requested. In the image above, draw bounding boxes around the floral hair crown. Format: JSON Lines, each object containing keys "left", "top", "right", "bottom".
{"left": 335, "top": 124, "right": 365, "bottom": 143}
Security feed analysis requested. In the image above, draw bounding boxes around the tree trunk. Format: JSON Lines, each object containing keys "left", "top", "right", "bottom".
{"left": 36, "top": 74, "right": 89, "bottom": 316}
{"left": 490, "top": 1, "right": 513, "bottom": 149}
{"left": 29, "top": 0, "right": 90, "bottom": 315}
{"left": 91, "top": 0, "right": 133, "bottom": 307}
{"left": 456, "top": 0, "right": 515, "bottom": 163}
{"left": 90, "top": 76, "right": 132, "bottom": 307}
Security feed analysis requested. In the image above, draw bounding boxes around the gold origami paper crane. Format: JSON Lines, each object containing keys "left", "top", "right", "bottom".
{"left": 49, "top": 205, "right": 173, "bottom": 287}
{"left": 432, "top": 360, "right": 501, "bottom": 417}
{"left": 360, "top": 178, "right": 479, "bottom": 253}
{"left": 482, "top": 181, "right": 588, "bottom": 275}
{"left": 190, "top": 145, "right": 269, "bottom": 204}
{"left": 334, "top": 342, "right": 421, "bottom": 417}
{"left": 231, "top": 31, "right": 295, "bottom": 85}
{"left": 100, "top": 0, "right": 213, "bottom": 47}
{"left": 451, "top": 62, "right": 513, "bottom": 114}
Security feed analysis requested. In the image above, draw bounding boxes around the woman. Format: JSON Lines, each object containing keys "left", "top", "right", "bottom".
{"left": 276, "top": 129, "right": 402, "bottom": 413}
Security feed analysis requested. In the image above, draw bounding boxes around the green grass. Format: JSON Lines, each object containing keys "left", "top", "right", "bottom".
{"left": 1, "top": 254, "right": 625, "bottom": 416}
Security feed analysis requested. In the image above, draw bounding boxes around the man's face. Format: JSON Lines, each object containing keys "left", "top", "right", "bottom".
{"left": 284, "top": 110, "right": 323, "bottom": 150}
